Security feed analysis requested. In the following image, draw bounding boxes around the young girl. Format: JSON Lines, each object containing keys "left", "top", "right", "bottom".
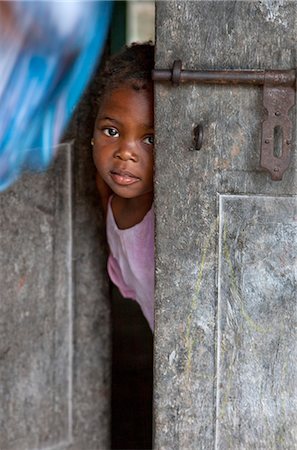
{"left": 92, "top": 43, "right": 155, "bottom": 331}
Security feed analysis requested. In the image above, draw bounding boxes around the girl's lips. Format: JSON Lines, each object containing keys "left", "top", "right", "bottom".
{"left": 110, "top": 170, "right": 140, "bottom": 186}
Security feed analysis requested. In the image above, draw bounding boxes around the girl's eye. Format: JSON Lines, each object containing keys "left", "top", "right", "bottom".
{"left": 103, "top": 127, "right": 119, "bottom": 137}
{"left": 143, "top": 135, "right": 154, "bottom": 145}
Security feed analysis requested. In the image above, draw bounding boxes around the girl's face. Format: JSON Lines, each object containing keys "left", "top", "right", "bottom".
{"left": 93, "top": 85, "right": 154, "bottom": 200}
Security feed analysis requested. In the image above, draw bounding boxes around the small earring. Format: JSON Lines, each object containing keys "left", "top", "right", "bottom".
{"left": 91, "top": 138, "right": 94, "bottom": 146}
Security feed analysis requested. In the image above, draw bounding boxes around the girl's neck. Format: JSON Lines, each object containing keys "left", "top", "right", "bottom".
{"left": 111, "top": 192, "right": 153, "bottom": 230}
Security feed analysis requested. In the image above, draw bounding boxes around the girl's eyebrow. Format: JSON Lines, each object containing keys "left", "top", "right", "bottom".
{"left": 97, "top": 116, "right": 118, "bottom": 123}
{"left": 98, "top": 116, "right": 154, "bottom": 130}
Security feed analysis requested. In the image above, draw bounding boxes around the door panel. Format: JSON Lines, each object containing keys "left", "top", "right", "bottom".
{"left": 218, "top": 195, "right": 296, "bottom": 448}
{"left": 0, "top": 145, "right": 73, "bottom": 450}
{"left": 0, "top": 140, "right": 110, "bottom": 450}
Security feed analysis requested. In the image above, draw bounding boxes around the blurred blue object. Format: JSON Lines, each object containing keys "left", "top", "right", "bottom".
{"left": 0, "top": 1, "right": 113, "bottom": 190}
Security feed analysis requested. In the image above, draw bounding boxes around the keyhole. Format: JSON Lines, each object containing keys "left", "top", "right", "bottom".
{"left": 193, "top": 124, "right": 203, "bottom": 150}
{"left": 273, "top": 126, "right": 283, "bottom": 158}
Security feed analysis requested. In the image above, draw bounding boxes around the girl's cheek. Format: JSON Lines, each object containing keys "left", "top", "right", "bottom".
{"left": 94, "top": 147, "right": 109, "bottom": 170}
{"left": 92, "top": 148, "right": 102, "bottom": 167}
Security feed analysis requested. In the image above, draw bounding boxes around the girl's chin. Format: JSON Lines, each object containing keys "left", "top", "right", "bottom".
{"left": 112, "top": 188, "right": 153, "bottom": 200}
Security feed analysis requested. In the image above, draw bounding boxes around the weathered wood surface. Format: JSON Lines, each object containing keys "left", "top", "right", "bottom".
{"left": 0, "top": 137, "right": 110, "bottom": 447}
{"left": 154, "top": 1, "right": 297, "bottom": 449}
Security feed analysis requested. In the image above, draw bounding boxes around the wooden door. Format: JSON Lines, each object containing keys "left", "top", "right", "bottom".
{"left": 154, "top": 1, "right": 297, "bottom": 448}
{"left": 0, "top": 94, "right": 110, "bottom": 449}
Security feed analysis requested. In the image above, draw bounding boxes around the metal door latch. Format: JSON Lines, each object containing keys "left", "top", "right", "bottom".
{"left": 152, "top": 60, "right": 296, "bottom": 181}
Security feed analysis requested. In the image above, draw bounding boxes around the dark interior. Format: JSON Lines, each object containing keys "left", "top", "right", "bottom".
{"left": 111, "top": 285, "right": 153, "bottom": 450}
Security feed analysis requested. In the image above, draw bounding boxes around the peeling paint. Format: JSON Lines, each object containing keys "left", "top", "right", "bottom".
{"left": 257, "top": 0, "right": 288, "bottom": 27}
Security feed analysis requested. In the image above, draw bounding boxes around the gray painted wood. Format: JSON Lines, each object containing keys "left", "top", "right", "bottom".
{"left": 154, "top": 1, "right": 297, "bottom": 449}
{"left": 217, "top": 195, "right": 296, "bottom": 449}
{"left": 0, "top": 138, "right": 110, "bottom": 448}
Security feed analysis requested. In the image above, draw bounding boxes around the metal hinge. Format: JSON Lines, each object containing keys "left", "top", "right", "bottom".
{"left": 152, "top": 60, "right": 296, "bottom": 181}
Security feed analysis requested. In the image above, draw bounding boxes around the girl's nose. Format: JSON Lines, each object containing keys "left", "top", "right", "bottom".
{"left": 114, "top": 142, "right": 138, "bottom": 162}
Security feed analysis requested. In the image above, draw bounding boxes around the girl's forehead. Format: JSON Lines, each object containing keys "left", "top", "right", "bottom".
{"left": 105, "top": 78, "right": 152, "bottom": 97}
{"left": 97, "top": 85, "right": 154, "bottom": 128}
{"left": 99, "top": 84, "right": 153, "bottom": 111}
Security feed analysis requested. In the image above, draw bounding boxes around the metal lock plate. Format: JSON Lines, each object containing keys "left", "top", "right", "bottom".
{"left": 261, "top": 72, "right": 295, "bottom": 180}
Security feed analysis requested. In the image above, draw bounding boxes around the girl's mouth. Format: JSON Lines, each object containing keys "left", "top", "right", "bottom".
{"left": 110, "top": 170, "right": 140, "bottom": 185}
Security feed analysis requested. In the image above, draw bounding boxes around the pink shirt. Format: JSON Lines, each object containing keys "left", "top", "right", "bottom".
{"left": 106, "top": 198, "right": 155, "bottom": 331}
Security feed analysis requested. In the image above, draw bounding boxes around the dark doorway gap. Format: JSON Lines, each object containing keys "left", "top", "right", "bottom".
{"left": 111, "top": 285, "right": 153, "bottom": 450}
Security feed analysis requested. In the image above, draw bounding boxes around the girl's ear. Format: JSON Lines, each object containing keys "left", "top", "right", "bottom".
{"left": 91, "top": 138, "right": 94, "bottom": 147}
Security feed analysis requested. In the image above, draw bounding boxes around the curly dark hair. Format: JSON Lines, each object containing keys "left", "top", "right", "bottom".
{"left": 98, "top": 42, "right": 154, "bottom": 101}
